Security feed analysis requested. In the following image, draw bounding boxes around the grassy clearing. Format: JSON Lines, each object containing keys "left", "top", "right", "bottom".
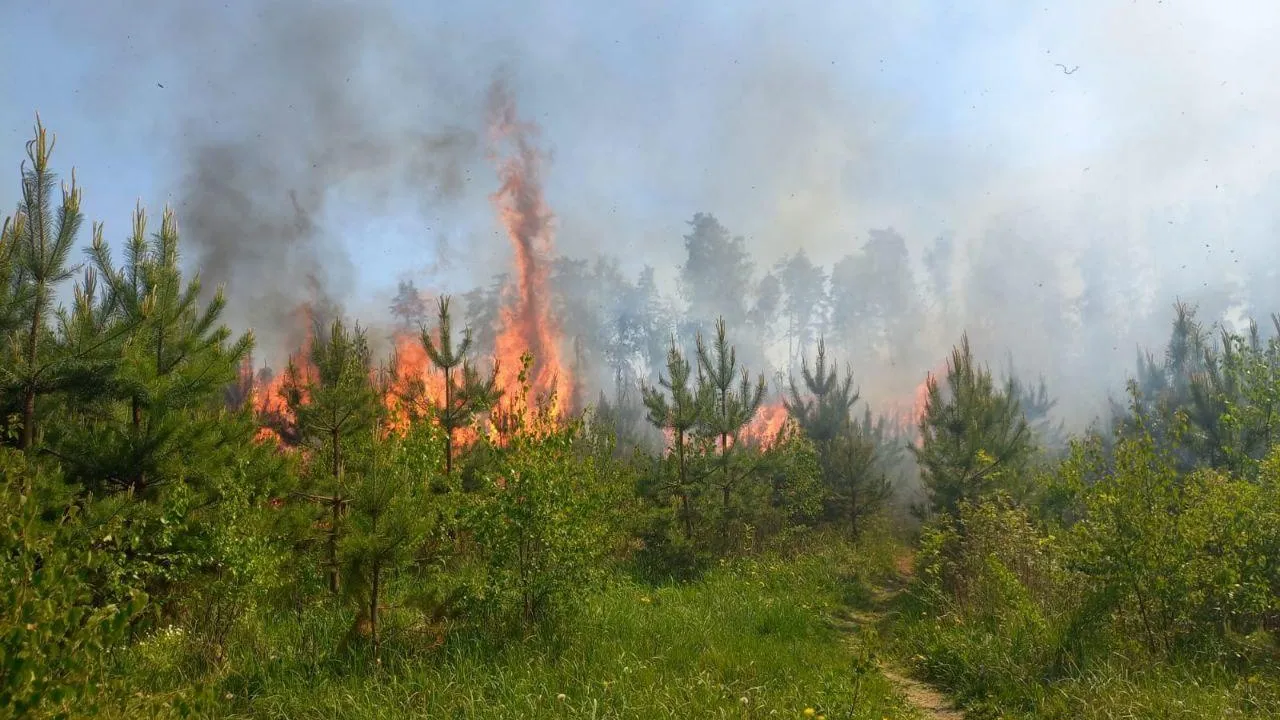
{"left": 107, "top": 531, "right": 919, "bottom": 719}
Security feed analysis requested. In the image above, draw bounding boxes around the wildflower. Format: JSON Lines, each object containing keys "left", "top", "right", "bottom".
{"left": 556, "top": 693, "right": 567, "bottom": 702}
{"left": 804, "top": 709, "right": 815, "bottom": 717}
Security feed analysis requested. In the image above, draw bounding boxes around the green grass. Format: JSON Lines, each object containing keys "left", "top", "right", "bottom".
{"left": 108, "top": 533, "right": 920, "bottom": 719}
{"left": 888, "top": 584, "right": 1280, "bottom": 720}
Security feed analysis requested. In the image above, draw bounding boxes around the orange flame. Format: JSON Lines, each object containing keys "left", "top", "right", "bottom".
{"left": 487, "top": 79, "right": 572, "bottom": 423}
{"left": 250, "top": 304, "right": 318, "bottom": 447}
{"left": 382, "top": 329, "right": 482, "bottom": 446}
{"left": 741, "top": 400, "right": 790, "bottom": 449}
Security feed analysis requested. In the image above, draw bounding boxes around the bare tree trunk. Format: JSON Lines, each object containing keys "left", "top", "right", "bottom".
{"left": 370, "top": 561, "right": 381, "bottom": 664}
{"left": 19, "top": 291, "right": 40, "bottom": 451}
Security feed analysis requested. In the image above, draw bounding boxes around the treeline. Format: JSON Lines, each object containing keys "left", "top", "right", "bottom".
{"left": 388, "top": 215, "right": 933, "bottom": 400}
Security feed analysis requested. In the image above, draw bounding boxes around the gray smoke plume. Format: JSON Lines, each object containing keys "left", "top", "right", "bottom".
{"left": 46, "top": 0, "right": 488, "bottom": 363}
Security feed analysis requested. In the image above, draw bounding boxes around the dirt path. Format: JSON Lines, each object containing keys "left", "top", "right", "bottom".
{"left": 880, "top": 667, "right": 966, "bottom": 720}
{"left": 834, "top": 554, "right": 967, "bottom": 720}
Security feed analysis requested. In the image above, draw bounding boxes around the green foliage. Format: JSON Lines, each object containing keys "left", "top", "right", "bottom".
{"left": 912, "top": 334, "right": 1035, "bottom": 517}
{"left": 785, "top": 337, "right": 858, "bottom": 445}
{"left": 820, "top": 426, "right": 892, "bottom": 539}
{"left": 115, "top": 535, "right": 914, "bottom": 720}
{"left": 0, "top": 449, "right": 146, "bottom": 719}
{"left": 896, "top": 400, "right": 1280, "bottom": 718}
{"left": 58, "top": 204, "right": 253, "bottom": 496}
{"left": 693, "top": 317, "right": 766, "bottom": 522}
{"left": 1070, "top": 417, "right": 1279, "bottom": 655}
{"left": 639, "top": 338, "right": 704, "bottom": 541}
{"left": 751, "top": 421, "right": 824, "bottom": 544}
{"left": 5, "top": 117, "right": 1279, "bottom": 720}
{"left": 285, "top": 317, "right": 381, "bottom": 594}
{"left": 340, "top": 427, "right": 439, "bottom": 660}
{"left": 1, "top": 117, "right": 87, "bottom": 450}
{"left": 467, "top": 417, "right": 616, "bottom": 630}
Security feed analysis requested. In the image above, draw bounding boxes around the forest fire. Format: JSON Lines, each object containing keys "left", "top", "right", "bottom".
{"left": 248, "top": 84, "right": 572, "bottom": 447}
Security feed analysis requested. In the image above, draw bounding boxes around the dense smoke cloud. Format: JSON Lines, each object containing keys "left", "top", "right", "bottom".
{"left": 5, "top": 0, "right": 1280, "bottom": 427}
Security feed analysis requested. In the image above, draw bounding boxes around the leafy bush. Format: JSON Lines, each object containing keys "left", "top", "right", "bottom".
{"left": 466, "top": 419, "right": 619, "bottom": 631}
{"left": 1071, "top": 425, "right": 1279, "bottom": 656}
{"left": 1, "top": 449, "right": 146, "bottom": 719}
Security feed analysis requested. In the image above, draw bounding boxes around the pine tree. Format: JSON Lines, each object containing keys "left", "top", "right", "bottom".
{"left": 4, "top": 119, "right": 84, "bottom": 450}
{"left": 783, "top": 341, "right": 890, "bottom": 535}
{"left": 784, "top": 337, "right": 859, "bottom": 445}
{"left": 911, "top": 334, "right": 1033, "bottom": 516}
{"left": 396, "top": 295, "right": 499, "bottom": 476}
{"left": 822, "top": 425, "right": 891, "bottom": 538}
{"left": 694, "top": 317, "right": 766, "bottom": 511}
{"left": 340, "top": 428, "right": 433, "bottom": 663}
{"left": 640, "top": 338, "right": 703, "bottom": 539}
{"left": 0, "top": 216, "right": 25, "bottom": 339}
{"left": 60, "top": 205, "right": 254, "bottom": 494}
{"left": 412, "top": 294, "right": 496, "bottom": 474}
{"left": 285, "top": 317, "right": 380, "bottom": 594}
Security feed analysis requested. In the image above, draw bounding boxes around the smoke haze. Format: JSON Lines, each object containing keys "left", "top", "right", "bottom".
{"left": 4, "top": 0, "right": 1280, "bottom": 426}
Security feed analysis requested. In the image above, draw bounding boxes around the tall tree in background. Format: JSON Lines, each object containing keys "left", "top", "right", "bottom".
{"left": 775, "top": 250, "right": 827, "bottom": 367}
{"left": 965, "top": 226, "right": 1067, "bottom": 390}
{"left": 285, "top": 318, "right": 381, "bottom": 594}
{"left": 678, "top": 213, "right": 754, "bottom": 344}
{"left": 4, "top": 119, "right": 83, "bottom": 450}
{"left": 389, "top": 279, "right": 428, "bottom": 331}
{"left": 632, "top": 266, "right": 674, "bottom": 379}
{"left": 748, "top": 270, "right": 782, "bottom": 354}
{"left": 828, "top": 229, "right": 922, "bottom": 369}
{"left": 912, "top": 334, "right": 1033, "bottom": 516}
{"left": 461, "top": 273, "right": 506, "bottom": 357}
{"left": 397, "top": 296, "right": 499, "bottom": 476}
{"left": 641, "top": 339, "right": 704, "bottom": 539}
{"left": 695, "top": 317, "right": 766, "bottom": 513}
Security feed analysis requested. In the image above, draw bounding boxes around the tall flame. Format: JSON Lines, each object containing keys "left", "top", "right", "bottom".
{"left": 487, "top": 79, "right": 572, "bottom": 420}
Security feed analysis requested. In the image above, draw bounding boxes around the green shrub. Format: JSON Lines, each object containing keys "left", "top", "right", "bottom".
{"left": 0, "top": 449, "right": 146, "bottom": 719}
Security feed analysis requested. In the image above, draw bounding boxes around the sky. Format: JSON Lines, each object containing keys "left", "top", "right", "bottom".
{"left": 3, "top": 0, "right": 1280, "bottom": 420}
